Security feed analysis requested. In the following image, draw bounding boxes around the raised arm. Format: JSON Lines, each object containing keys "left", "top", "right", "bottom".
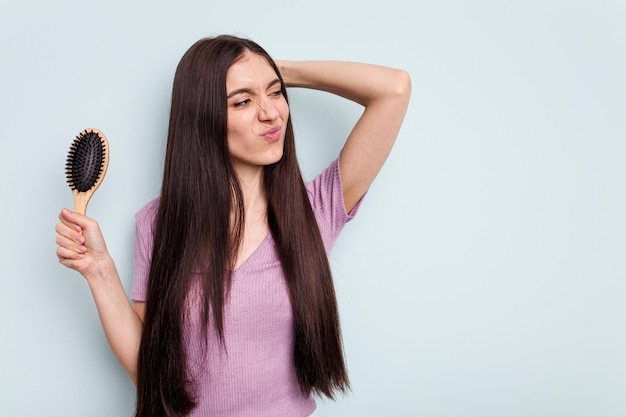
{"left": 277, "top": 60, "right": 411, "bottom": 212}
{"left": 55, "top": 208, "right": 144, "bottom": 384}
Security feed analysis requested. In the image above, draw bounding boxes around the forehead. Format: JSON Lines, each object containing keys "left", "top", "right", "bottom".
{"left": 226, "top": 52, "right": 277, "bottom": 88}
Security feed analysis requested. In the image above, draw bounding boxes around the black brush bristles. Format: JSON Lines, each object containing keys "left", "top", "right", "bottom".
{"left": 66, "top": 129, "right": 106, "bottom": 192}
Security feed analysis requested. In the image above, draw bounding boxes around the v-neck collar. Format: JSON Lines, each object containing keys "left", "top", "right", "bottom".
{"left": 232, "top": 233, "right": 272, "bottom": 274}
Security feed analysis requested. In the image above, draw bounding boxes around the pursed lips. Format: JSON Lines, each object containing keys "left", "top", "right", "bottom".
{"left": 261, "top": 126, "right": 282, "bottom": 142}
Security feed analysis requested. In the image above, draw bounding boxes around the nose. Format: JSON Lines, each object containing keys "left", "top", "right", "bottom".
{"left": 258, "top": 97, "right": 280, "bottom": 121}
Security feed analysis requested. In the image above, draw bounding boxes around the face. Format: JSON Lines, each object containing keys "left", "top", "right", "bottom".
{"left": 225, "top": 51, "right": 289, "bottom": 175}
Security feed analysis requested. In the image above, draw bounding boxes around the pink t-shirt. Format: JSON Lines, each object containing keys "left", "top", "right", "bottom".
{"left": 131, "top": 158, "right": 362, "bottom": 417}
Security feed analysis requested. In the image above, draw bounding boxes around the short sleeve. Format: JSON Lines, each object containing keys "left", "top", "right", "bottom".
{"left": 305, "top": 157, "right": 366, "bottom": 249}
{"left": 130, "top": 198, "right": 159, "bottom": 302}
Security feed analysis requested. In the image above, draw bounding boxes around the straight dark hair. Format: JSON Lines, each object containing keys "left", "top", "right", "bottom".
{"left": 135, "top": 35, "right": 349, "bottom": 417}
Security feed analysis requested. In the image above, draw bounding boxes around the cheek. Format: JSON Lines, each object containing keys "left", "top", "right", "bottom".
{"left": 280, "top": 101, "right": 290, "bottom": 120}
{"left": 226, "top": 113, "right": 247, "bottom": 141}
{"left": 226, "top": 111, "right": 236, "bottom": 138}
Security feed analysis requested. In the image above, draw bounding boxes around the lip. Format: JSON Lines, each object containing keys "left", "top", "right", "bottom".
{"left": 261, "top": 126, "right": 282, "bottom": 142}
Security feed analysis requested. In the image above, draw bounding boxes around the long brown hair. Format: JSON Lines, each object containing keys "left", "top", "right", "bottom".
{"left": 135, "top": 35, "right": 349, "bottom": 417}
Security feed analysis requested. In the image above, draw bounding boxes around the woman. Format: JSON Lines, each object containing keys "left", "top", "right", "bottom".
{"left": 56, "top": 35, "right": 410, "bottom": 417}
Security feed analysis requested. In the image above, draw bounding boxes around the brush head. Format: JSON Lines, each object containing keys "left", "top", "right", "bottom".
{"left": 66, "top": 129, "right": 108, "bottom": 192}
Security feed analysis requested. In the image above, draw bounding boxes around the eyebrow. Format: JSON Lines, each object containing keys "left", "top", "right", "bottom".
{"left": 226, "top": 78, "right": 282, "bottom": 99}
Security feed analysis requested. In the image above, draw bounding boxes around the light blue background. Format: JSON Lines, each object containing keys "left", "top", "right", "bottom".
{"left": 1, "top": 1, "right": 625, "bottom": 416}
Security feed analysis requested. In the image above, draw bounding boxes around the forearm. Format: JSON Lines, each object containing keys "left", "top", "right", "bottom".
{"left": 276, "top": 59, "right": 411, "bottom": 212}
{"left": 86, "top": 259, "right": 142, "bottom": 385}
{"left": 56, "top": 209, "right": 143, "bottom": 384}
{"left": 277, "top": 60, "right": 410, "bottom": 107}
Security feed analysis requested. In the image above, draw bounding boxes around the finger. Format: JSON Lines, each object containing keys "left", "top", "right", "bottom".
{"left": 60, "top": 208, "right": 98, "bottom": 231}
{"left": 55, "top": 221, "right": 85, "bottom": 245}
{"left": 57, "top": 246, "right": 85, "bottom": 262}
{"left": 56, "top": 234, "right": 87, "bottom": 254}
{"left": 59, "top": 257, "right": 86, "bottom": 273}
{"left": 58, "top": 209, "right": 83, "bottom": 233}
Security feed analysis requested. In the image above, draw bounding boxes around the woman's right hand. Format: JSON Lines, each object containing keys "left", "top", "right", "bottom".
{"left": 55, "top": 207, "right": 112, "bottom": 281}
{"left": 55, "top": 208, "right": 143, "bottom": 384}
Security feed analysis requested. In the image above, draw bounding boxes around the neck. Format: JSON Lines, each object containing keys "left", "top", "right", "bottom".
{"left": 229, "top": 163, "right": 270, "bottom": 270}
{"left": 232, "top": 163, "right": 267, "bottom": 215}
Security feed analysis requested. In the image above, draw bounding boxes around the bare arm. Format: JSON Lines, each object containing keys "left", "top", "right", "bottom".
{"left": 277, "top": 60, "right": 411, "bottom": 212}
{"left": 55, "top": 208, "right": 143, "bottom": 385}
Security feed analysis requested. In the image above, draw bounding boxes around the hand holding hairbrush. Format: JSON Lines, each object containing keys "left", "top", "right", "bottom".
{"left": 65, "top": 128, "right": 110, "bottom": 215}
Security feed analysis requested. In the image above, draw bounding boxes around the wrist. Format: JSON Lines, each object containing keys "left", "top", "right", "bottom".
{"left": 84, "top": 255, "right": 118, "bottom": 286}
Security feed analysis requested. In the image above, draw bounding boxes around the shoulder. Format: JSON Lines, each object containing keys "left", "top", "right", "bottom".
{"left": 135, "top": 197, "right": 160, "bottom": 227}
{"left": 137, "top": 197, "right": 159, "bottom": 216}
{"left": 304, "top": 158, "right": 362, "bottom": 244}
{"left": 305, "top": 158, "right": 340, "bottom": 199}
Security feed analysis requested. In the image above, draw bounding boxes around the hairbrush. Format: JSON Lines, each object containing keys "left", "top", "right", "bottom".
{"left": 65, "top": 128, "right": 110, "bottom": 215}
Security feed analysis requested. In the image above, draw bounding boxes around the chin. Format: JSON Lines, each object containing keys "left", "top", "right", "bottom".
{"left": 266, "top": 152, "right": 284, "bottom": 165}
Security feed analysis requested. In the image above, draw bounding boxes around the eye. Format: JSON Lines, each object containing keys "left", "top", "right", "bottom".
{"left": 233, "top": 98, "right": 251, "bottom": 107}
{"left": 269, "top": 90, "right": 283, "bottom": 98}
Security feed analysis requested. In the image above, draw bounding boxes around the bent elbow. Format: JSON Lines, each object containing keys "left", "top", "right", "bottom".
{"left": 128, "top": 369, "right": 138, "bottom": 387}
{"left": 393, "top": 69, "right": 412, "bottom": 101}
